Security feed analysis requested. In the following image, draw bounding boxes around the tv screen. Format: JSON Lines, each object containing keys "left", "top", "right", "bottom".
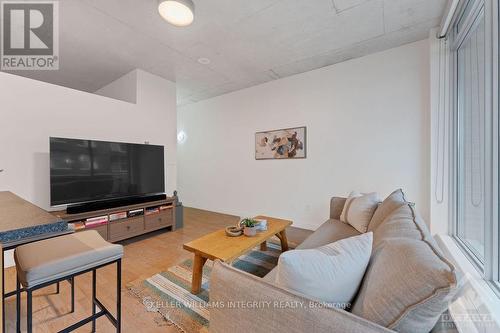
{"left": 50, "top": 137, "right": 165, "bottom": 206}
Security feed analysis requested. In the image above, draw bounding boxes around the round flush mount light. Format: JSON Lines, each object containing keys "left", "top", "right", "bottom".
{"left": 158, "top": 0, "right": 195, "bottom": 27}
{"left": 197, "top": 57, "right": 211, "bottom": 65}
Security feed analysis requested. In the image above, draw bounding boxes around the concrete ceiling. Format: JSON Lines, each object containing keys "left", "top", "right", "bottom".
{"left": 3, "top": 0, "right": 447, "bottom": 105}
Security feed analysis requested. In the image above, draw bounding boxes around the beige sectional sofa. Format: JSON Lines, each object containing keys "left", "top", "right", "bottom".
{"left": 209, "top": 190, "right": 458, "bottom": 333}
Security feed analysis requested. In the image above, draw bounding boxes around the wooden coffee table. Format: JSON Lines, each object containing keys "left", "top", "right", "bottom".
{"left": 183, "top": 215, "right": 292, "bottom": 294}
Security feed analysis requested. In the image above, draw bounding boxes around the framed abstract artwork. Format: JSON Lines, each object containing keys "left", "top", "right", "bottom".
{"left": 255, "top": 126, "right": 307, "bottom": 160}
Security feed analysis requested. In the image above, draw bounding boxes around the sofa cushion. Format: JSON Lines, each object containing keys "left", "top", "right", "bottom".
{"left": 340, "top": 192, "right": 380, "bottom": 233}
{"left": 263, "top": 219, "right": 360, "bottom": 283}
{"left": 275, "top": 233, "right": 373, "bottom": 306}
{"left": 367, "top": 189, "right": 407, "bottom": 232}
{"left": 351, "top": 204, "right": 457, "bottom": 333}
{"left": 297, "top": 219, "right": 361, "bottom": 250}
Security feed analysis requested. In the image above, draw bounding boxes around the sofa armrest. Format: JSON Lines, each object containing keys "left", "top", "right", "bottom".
{"left": 209, "top": 261, "right": 393, "bottom": 333}
{"left": 330, "top": 197, "right": 347, "bottom": 219}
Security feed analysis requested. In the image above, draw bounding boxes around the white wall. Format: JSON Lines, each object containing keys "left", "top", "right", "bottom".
{"left": 0, "top": 69, "right": 177, "bottom": 211}
{"left": 95, "top": 70, "right": 138, "bottom": 104}
{"left": 178, "top": 40, "right": 431, "bottom": 230}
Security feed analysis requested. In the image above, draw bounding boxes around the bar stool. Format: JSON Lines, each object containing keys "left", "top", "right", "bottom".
{"left": 14, "top": 230, "right": 124, "bottom": 332}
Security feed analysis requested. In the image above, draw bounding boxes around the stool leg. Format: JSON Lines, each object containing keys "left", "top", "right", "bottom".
{"left": 117, "top": 259, "right": 122, "bottom": 333}
{"left": 16, "top": 276, "right": 21, "bottom": 333}
{"left": 2, "top": 249, "right": 5, "bottom": 333}
{"left": 27, "top": 290, "right": 32, "bottom": 333}
{"left": 70, "top": 277, "right": 75, "bottom": 313}
{"left": 92, "top": 269, "right": 96, "bottom": 332}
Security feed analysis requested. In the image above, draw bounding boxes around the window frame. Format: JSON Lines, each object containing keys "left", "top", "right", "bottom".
{"left": 451, "top": 0, "right": 487, "bottom": 272}
{"left": 450, "top": 0, "right": 500, "bottom": 290}
{"left": 491, "top": 0, "right": 500, "bottom": 287}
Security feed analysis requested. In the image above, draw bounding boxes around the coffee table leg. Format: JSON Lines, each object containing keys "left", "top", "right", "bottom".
{"left": 192, "top": 254, "right": 207, "bottom": 294}
{"left": 277, "top": 230, "right": 289, "bottom": 252}
{"left": 260, "top": 241, "right": 267, "bottom": 251}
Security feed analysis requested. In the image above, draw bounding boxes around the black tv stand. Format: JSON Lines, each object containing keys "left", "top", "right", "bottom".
{"left": 66, "top": 194, "right": 167, "bottom": 214}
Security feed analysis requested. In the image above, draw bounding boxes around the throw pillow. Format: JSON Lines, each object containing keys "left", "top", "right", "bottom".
{"left": 340, "top": 192, "right": 379, "bottom": 233}
{"left": 372, "top": 203, "right": 437, "bottom": 249}
{"left": 275, "top": 232, "right": 373, "bottom": 306}
{"left": 367, "top": 188, "right": 407, "bottom": 232}
{"left": 352, "top": 203, "right": 458, "bottom": 333}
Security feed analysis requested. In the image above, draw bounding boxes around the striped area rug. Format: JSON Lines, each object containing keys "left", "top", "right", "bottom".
{"left": 127, "top": 243, "right": 283, "bottom": 332}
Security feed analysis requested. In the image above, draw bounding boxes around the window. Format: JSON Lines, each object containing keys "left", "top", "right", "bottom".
{"left": 456, "top": 9, "right": 486, "bottom": 264}
{"left": 451, "top": 0, "right": 499, "bottom": 287}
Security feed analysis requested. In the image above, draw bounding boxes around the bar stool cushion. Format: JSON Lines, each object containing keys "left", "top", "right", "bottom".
{"left": 14, "top": 230, "right": 123, "bottom": 288}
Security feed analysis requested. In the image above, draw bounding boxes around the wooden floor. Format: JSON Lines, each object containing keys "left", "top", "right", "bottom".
{"left": 4, "top": 208, "right": 312, "bottom": 332}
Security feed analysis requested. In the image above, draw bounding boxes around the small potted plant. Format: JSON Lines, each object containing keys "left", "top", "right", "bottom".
{"left": 241, "top": 218, "right": 258, "bottom": 237}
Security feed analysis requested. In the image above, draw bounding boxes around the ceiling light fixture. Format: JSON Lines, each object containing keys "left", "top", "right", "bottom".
{"left": 158, "top": 0, "right": 195, "bottom": 27}
{"left": 197, "top": 57, "right": 211, "bottom": 65}
{"left": 177, "top": 131, "right": 187, "bottom": 143}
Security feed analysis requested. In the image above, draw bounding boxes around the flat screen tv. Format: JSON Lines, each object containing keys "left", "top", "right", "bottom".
{"left": 50, "top": 137, "right": 165, "bottom": 207}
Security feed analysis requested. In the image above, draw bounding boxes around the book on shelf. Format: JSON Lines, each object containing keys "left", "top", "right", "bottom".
{"left": 85, "top": 220, "right": 108, "bottom": 228}
{"left": 128, "top": 208, "right": 144, "bottom": 217}
{"left": 159, "top": 205, "right": 172, "bottom": 210}
{"left": 86, "top": 215, "right": 109, "bottom": 222}
{"left": 109, "top": 211, "right": 127, "bottom": 221}
{"left": 85, "top": 218, "right": 108, "bottom": 225}
{"left": 145, "top": 207, "right": 160, "bottom": 215}
{"left": 70, "top": 221, "right": 86, "bottom": 231}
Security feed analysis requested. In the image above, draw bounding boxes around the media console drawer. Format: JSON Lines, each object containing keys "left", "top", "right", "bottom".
{"left": 145, "top": 211, "right": 173, "bottom": 231}
{"left": 109, "top": 217, "right": 144, "bottom": 241}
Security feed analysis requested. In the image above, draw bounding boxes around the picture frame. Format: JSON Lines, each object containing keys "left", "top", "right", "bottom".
{"left": 255, "top": 126, "right": 307, "bottom": 160}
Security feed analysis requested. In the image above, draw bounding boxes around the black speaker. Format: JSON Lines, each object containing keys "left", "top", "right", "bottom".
{"left": 66, "top": 194, "right": 167, "bottom": 214}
